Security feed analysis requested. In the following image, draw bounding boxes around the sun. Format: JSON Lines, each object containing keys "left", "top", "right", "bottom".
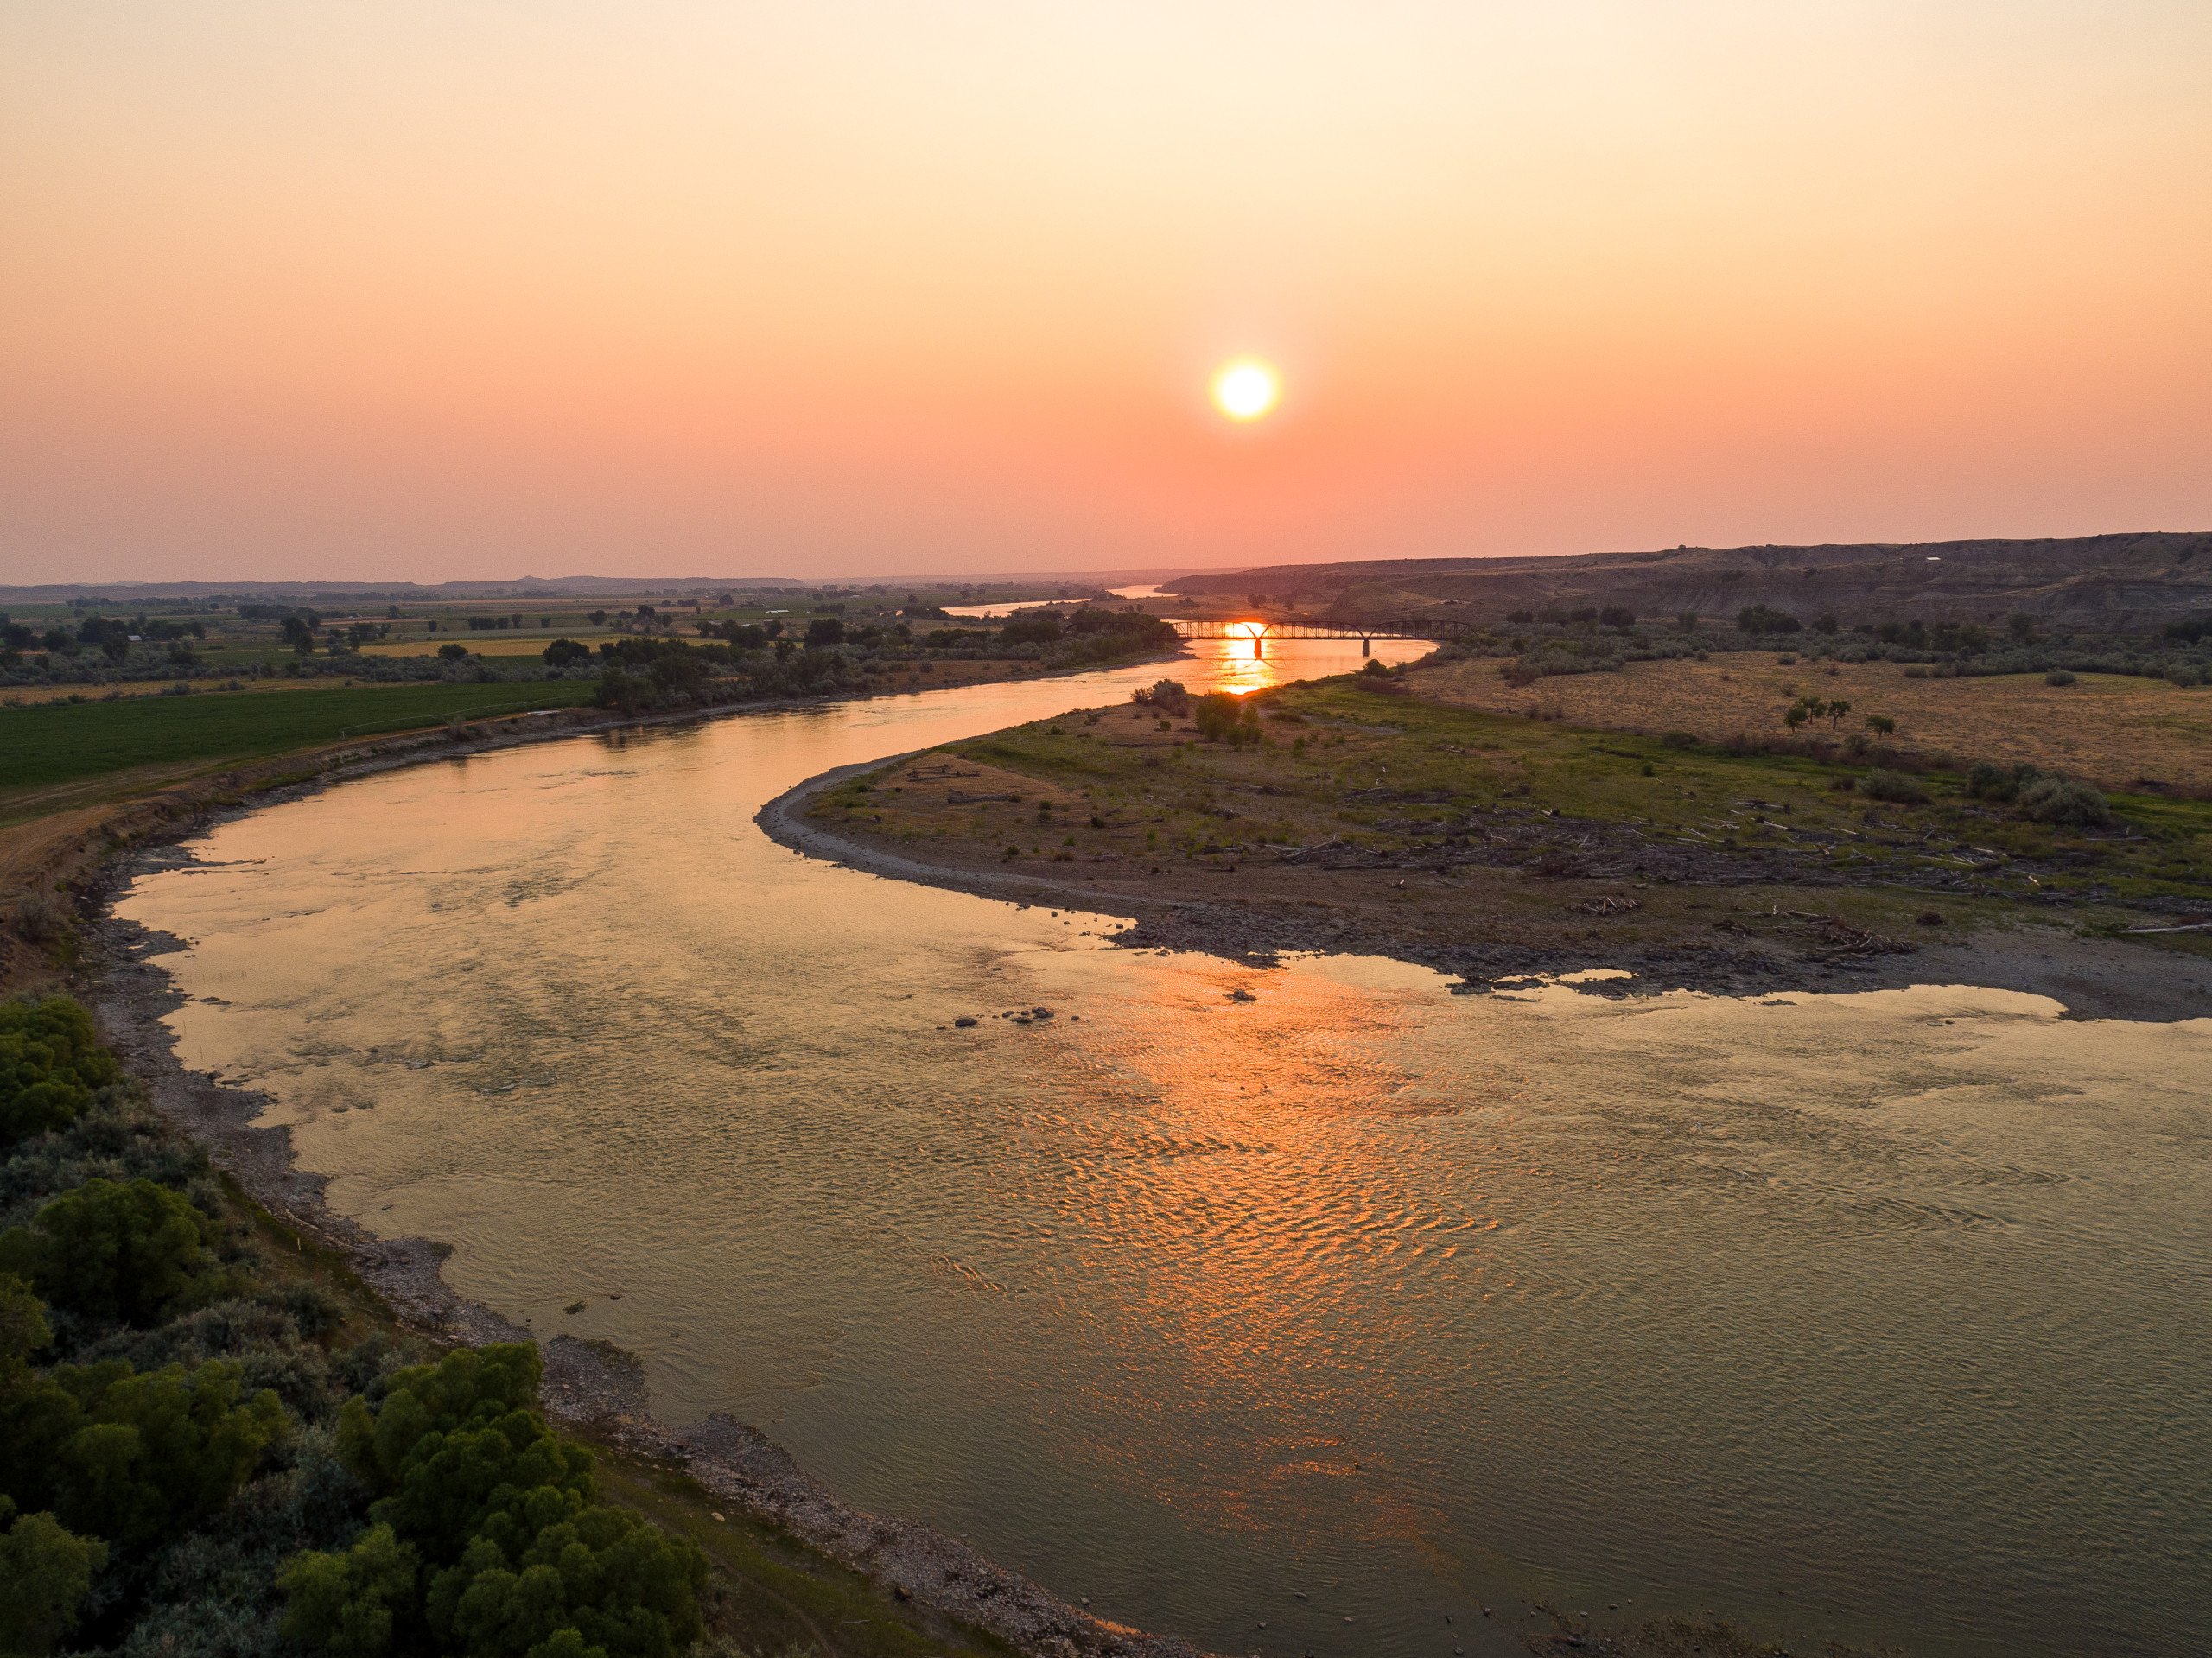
{"left": 1211, "top": 357, "right": 1281, "bottom": 422}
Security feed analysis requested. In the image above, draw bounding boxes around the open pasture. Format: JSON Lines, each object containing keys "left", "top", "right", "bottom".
{"left": 1413, "top": 653, "right": 2212, "bottom": 796}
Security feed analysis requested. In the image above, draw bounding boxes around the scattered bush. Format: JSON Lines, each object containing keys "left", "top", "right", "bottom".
{"left": 1861, "top": 769, "right": 1928, "bottom": 804}
{"left": 2044, "top": 669, "right": 2077, "bottom": 686}
{"left": 2018, "top": 776, "right": 2113, "bottom": 828}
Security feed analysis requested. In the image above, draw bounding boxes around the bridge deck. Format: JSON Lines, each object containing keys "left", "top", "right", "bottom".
{"left": 1167, "top": 620, "right": 1430, "bottom": 641}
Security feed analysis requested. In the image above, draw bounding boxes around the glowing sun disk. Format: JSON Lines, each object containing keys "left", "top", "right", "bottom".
{"left": 1211, "top": 358, "right": 1281, "bottom": 422}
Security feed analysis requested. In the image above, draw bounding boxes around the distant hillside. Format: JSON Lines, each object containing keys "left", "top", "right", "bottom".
{"left": 1172, "top": 532, "right": 2212, "bottom": 633}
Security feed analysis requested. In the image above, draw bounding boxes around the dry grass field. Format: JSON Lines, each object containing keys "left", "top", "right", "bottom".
{"left": 1412, "top": 653, "right": 2212, "bottom": 795}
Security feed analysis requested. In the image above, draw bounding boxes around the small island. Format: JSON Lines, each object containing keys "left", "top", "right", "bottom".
{"left": 792, "top": 655, "right": 2212, "bottom": 1019}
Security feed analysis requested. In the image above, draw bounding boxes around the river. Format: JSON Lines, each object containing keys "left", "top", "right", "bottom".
{"left": 116, "top": 640, "right": 2212, "bottom": 1658}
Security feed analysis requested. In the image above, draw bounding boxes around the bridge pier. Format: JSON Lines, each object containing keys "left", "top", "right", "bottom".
{"left": 1361, "top": 635, "right": 1370, "bottom": 657}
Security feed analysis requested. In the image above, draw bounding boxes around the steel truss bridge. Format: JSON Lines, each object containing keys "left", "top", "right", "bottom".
{"left": 1167, "top": 619, "right": 1433, "bottom": 657}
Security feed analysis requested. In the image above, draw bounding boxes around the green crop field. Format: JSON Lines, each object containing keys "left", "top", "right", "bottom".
{"left": 0, "top": 678, "right": 599, "bottom": 796}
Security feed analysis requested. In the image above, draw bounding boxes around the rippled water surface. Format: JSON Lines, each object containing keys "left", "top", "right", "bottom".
{"left": 118, "top": 643, "right": 2212, "bottom": 1658}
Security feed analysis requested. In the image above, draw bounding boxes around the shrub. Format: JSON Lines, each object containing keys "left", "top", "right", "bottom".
{"left": 2018, "top": 776, "right": 2113, "bottom": 828}
{"left": 0, "top": 1497, "right": 107, "bottom": 1656}
{"left": 2044, "top": 669, "right": 2077, "bottom": 686}
{"left": 1130, "top": 678, "right": 1188, "bottom": 715}
{"left": 1964, "top": 760, "right": 2035, "bottom": 802}
{"left": 1659, "top": 730, "right": 1699, "bottom": 748}
{"left": 0, "top": 1178, "right": 218, "bottom": 1325}
{"left": 1861, "top": 769, "right": 1928, "bottom": 804}
{"left": 1192, "top": 693, "right": 1259, "bottom": 746}
{"left": 0, "top": 997, "right": 118, "bottom": 1145}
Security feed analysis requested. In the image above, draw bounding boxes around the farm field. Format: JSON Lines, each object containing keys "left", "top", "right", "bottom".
{"left": 0, "top": 677, "right": 599, "bottom": 807}
{"left": 0, "top": 676, "right": 340, "bottom": 705}
{"left": 361, "top": 633, "right": 587, "bottom": 656}
{"left": 1412, "top": 653, "right": 2212, "bottom": 795}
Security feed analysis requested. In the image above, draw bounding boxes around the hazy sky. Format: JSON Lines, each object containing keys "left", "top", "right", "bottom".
{"left": 3, "top": 2, "right": 2209, "bottom": 583}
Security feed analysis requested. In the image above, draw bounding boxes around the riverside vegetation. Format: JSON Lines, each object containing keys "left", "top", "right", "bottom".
{"left": 0, "top": 995, "right": 1014, "bottom": 1658}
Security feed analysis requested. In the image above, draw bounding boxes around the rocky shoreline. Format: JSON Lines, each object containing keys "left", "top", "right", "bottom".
{"left": 757, "top": 759, "right": 2212, "bottom": 1024}
{"left": 74, "top": 712, "right": 1214, "bottom": 1658}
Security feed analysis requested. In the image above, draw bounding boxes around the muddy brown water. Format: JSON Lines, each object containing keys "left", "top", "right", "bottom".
{"left": 117, "top": 642, "right": 2212, "bottom": 1658}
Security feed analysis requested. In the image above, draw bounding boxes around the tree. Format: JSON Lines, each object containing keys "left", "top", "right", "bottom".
{"left": 1, "top": 996, "right": 117, "bottom": 1145}
{"left": 1864, "top": 714, "right": 1895, "bottom": 735}
{"left": 438, "top": 643, "right": 470, "bottom": 662}
{"left": 0, "top": 1275, "right": 50, "bottom": 1369}
{"left": 1675, "top": 611, "right": 1698, "bottom": 632}
{"left": 1783, "top": 696, "right": 1827, "bottom": 730}
{"left": 1824, "top": 698, "right": 1852, "bottom": 728}
{"left": 0, "top": 1178, "right": 216, "bottom": 1324}
{"left": 281, "top": 1524, "right": 421, "bottom": 1658}
{"left": 542, "top": 639, "right": 592, "bottom": 669}
{"left": 282, "top": 616, "right": 317, "bottom": 655}
{"left": 1737, "top": 605, "right": 1802, "bottom": 636}
{"left": 427, "top": 1495, "right": 703, "bottom": 1658}
{"left": 0, "top": 1498, "right": 107, "bottom": 1657}
{"left": 1, "top": 1359, "right": 285, "bottom": 1547}
{"left": 804, "top": 617, "right": 845, "bottom": 647}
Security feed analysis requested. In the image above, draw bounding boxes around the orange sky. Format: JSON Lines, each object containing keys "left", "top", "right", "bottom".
{"left": 3, "top": 2, "right": 2209, "bottom": 582}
